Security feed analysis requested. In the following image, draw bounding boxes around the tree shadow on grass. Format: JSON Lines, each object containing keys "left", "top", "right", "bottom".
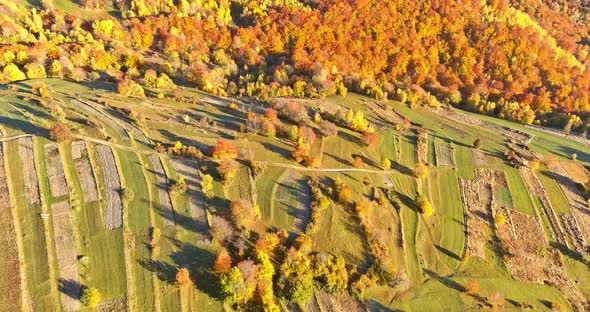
{"left": 58, "top": 278, "right": 81, "bottom": 300}
{"left": 261, "top": 142, "right": 292, "bottom": 159}
{"left": 0, "top": 115, "right": 47, "bottom": 135}
{"left": 395, "top": 191, "right": 418, "bottom": 213}
{"left": 169, "top": 237, "right": 219, "bottom": 299}
{"left": 325, "top": 153, "right": 352, "bottom": 167}
{"left": 138, "top": 237, "right": 219, "bottom": 299}
{"left": 338, "top": 130, "right": 362, "bottom": 146}
{"left": 434, "top": 244, "right": 461, "bottom": 261}
{"left": 550, "top": 241, "right": 589, "bottom": 266}
{"left": 366, "top": 299, "right": 402, "bottom": 312}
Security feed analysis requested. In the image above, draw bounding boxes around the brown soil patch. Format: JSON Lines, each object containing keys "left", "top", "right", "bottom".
{"left": 434, "top": 140, "right": 455, "bottom": 167}
{"left": 96, "top": 295, "right": 127, "bottom": 312}
{"left": 560, "top": 161, "right": 589, "bottom": 184}
{"left": 316, "top": 290, "right": 366, "bottom": 312}
{"left": 547, "top": 162, "right": 590, "bottom": 244}
{"left": 496, "top": 208, "right": 588, "bottom": 311}
{"left": 561, "top": 214, "right": 588, "bottom": 255}
{"left": 17, "top": 137, "right": 40, "bottom": 205}
{"left": 96, "top": 145, "right": 123, "bottom": 230}
{"left": 72, "top": 141, "right": 99, "bottom": 203}
{"left": 171, "top": 159, "right": 209, "bottom": 240}
{"left": 149, "top": 156, "right": 175, "bottom": 227}
{"left": 51, "top": 201, "right": 80, "bottom": 311}
{"left": 519, "top": 168, "right": 568, "bottom": 247}
{"left": 0, "top": 144, "right": 23, "bottom": 310}
{"left": 44, "top": 143, "right": 69, "bottom": 198}
{"left": 471, "top": 149, "right": 487, "bottom": 167}
{"left": 416, "top": 129, "right": 429, "bottom": 164}
{"left": 459, "top": 169, "right": 495, "bottom": 258}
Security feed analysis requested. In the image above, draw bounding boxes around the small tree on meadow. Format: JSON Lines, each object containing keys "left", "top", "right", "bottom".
{"left": 201, "top": 173, "right": 214, "bottom": 199}
{"left": 214, "top": 249, "right": 232, "bottom": 274}
{"left": 413, "top": 162, "right": 428, "bottom": 179}
{"left": 176, "top": 268, "right": 193, "bottom": 287}
{"left": 217, "top": 159, "right": 239, "bottom": 184}
{"left": 381, "top": 157, "right": 391, "bottom": 170}
{"left": 230, "top": 199, "right": 258, "bottom": 230}
{"left": 49, "top": 123, "right": 72, "bottom": 142}
{"left": 362, "top": 131, "right": 379, "bottom": 148}
{"left": 210, "top": 138, "right": 238, "bottom": 160}
{"left": 464, "top": 280, "right": 480, "bottom": 295}
{"left": 473, "top": 138, "right": 481, "bottom": 149}
{"left": 487, "top": 291, "right": 505, "bottom": 307}
{"left": 415, "top": 194, "right": 433, "bottom": 216}
{"left": 353, "top": 156, "right": 363, "bottom": 168}
{"left": 528, "top": 159, "right": 540, "bottom": 171}
{"left": 81, "top": 287, "right": 101, "bottom": 307}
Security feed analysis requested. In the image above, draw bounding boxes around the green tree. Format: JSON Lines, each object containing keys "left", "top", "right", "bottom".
{"left": 220, "top": 267, "right": 248, "bottom": 306}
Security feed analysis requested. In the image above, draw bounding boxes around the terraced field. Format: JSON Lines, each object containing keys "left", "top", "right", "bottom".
{"left": 0, "top": 79, "right": 589, "bottom": 311}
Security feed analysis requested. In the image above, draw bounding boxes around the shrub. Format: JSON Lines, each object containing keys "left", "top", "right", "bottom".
{"left": 49, "top": 123, "right": 72, "bottom": 142}
{"left": 32, "top": 83, "right": 50, "bottom": 97}
{"left": 353, "top": 156, "right": 363, "bottom": 168}
{"left": 528, "top": 159, "right": 540, "bottom": 170}
{"left": 318, "top": 120, "right": 338, "bottom": 137}
{"left": 463, "top": 280, "right": 480, "bottom": 295}
{"left": 81, "top": 287, "right": 101, "bottom": 307}
{"left": 230, "top": 199, "right": 258, "bottom": 230}
{"left": 169, "top": 176, "right": 187, "bottom": 193}
{"left": 117, "top": 79, "right": 145, "bottom": 97}
{"left": 413, "top": 162, "right": 428, "bottom": 179}
{"left": 334, "top": 180, "right": 352, "bottom": 204}
{"left": 176, "top": 268, "right": 193, "bottom": 287}
{"left": 415, "top": 194, "right": 433, "bottom": 216}
{"left": 280, "top": 101, "right": 309, "bottom": 124}
{"left": 473, "top": 138, "right": 481, "bottom": 149}
{"left": 3, "top": 63, "right": 26, "bottom": 81}
{"left": 209, "top": 215, "right": 233, "bottom": 244}
{"left": 486, "top": 291, "right": 505, "bottom": 307}
{"left": 210, "top": 138, "right": 238, "bottom": 160}
{"left": 214, "top": 249, "right": 232, "bottom": 274}
{"left": 494, "top": 213, "right": 506, "bottom": 226}
{"left": 217, "top": 159, "right": 239, "bottom": 183}
{"left": 381, "top": 157, "right": 391, "bottom": 170}
{"left": 362, "top": 131, "right": 379, "bottom": 148}
{"left": 201, "top": 174, "right": 214, "bottom": 199}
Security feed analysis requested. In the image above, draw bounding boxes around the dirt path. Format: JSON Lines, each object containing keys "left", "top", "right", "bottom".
{"left": 72, "top": 141, "right": 99, "bottom": 203}
{"left": 171, "top": 159, "right": 209, "bottom": 239}
{"left": 80, "top": 97, "right": 152, "bottom": 144}
{"left": 0, "top": 144, "right": 23, "bottom": 311}
{"left": 44, "top": 143, "right": 69, "bottom": 198}
{"left": 17, "top": 137, "right": 41, "bottom": 205}
{"left": 96, "top": 145, "right": 124, "bottom": 230}
{"left": 70, "top": 99, "right": 130, "bottom": 141}
{"left": 51, "top": 201, "right": 80, "bottom": 311}
{"left": 149, "top": 155, "right": 175, "bottom": 227}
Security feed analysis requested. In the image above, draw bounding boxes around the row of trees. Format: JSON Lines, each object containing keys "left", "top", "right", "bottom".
{"left": 1, "top": 0, "right": 589, "bottom": 129}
